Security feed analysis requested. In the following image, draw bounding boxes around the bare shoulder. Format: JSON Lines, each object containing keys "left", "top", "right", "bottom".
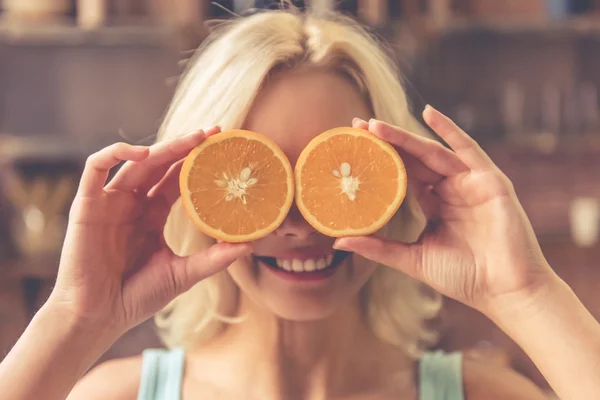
{"left": 462, "top": 357, "right": 547, "bottom": 400}
{"left": 67, "top": 355, "right": 143, "bottom": 400}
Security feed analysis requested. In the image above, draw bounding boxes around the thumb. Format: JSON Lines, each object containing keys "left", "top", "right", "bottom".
{"left": 334, "top": 236, "right": 423, "bottom": 280}
{"left": 122, "top": 242, "right": 252, "bottom": 325}
{"left": 171, "top": 242, "right": 252, "bottom": 293}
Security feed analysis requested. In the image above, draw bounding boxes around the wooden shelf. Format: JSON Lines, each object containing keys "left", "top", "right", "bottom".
{"left": 0, "top": 19, "right": 177, "bottom": 46}
{"left": 420, "top": 16, "right": 600, "bottom": 39}
{"left": 0, "top": 134, "right": 118, "bottom": 163}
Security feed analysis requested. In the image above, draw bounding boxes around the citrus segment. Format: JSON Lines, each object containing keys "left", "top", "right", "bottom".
{"left": 295, "top": 127, "right": 407, "bottom": 237}
{"left": 180, "top": 130, "right": 294, "bottom": 242}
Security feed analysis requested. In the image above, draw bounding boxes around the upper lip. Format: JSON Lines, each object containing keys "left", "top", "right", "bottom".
{"left": 253, "top": 248, "right": 336, "bottom": 261}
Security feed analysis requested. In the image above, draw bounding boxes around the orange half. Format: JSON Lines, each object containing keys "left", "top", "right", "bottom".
{"left": 180, "top": 130, "right": 294, "bottom": 243}
{"left": 295, "top": 127, "right": 407, "bottom": 237}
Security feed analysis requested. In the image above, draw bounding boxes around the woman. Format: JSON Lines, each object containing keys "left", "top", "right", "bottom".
{"left": 1, "top": 10, "right": 599, "bottom": 400}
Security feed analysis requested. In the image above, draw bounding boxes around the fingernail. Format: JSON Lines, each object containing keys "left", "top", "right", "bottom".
{"left": 353, "top": 117, "right": 367, "bottom": 125}
{"left": 333, "top": 239, "right": 349, "bottom": 251}
{"left": 424, "top": 104, "right": 438, "bottom": 113}
{"left": 369, "top": 118, "right": 382, "bottom": 130}
{"left": 133, "top": 145, "right": 148, "bottom": 151}
{"left": 204, "top": 126, "right": 222, "bottom": 137}
{"left": 184, "top": 129, "right": 204, "bottom": 137}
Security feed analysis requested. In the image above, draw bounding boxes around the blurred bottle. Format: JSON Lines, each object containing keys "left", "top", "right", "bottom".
{"left": 428, "top": 0, "right": 452, "bottom": 27}
{"left": 77, "top": 0, "right": 106, "bottom": 29}
{"left": 579, "top": 82, "right": 599, "bottom": 134}
{"left": 535, "top": 83, "right": 561, "bottom": 153}
{"left": 541, "top": 83, "right": 562, "bottom": 134}
{"left": 563, "top": 84, "right": 581, "bottom": 136}
{"left": 570, "top": 197, "right": 599, "bottom": 247}
{"left": 502, "top": 81, "right": 526, "bottom": 144}
{"left": 560, "top": 82, "right": 597, "bottom": 141}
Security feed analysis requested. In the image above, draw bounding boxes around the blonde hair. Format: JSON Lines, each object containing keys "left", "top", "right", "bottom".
{"left": 155, "top": 10, "right": 441, "bottom": 357}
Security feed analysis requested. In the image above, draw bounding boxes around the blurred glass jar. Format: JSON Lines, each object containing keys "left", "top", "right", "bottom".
{"left": 3, "top": 173, "right": 74, "bottom": 257}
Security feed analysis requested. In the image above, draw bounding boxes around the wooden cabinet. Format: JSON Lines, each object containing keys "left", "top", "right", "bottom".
{"left": 0, "top": 24, "right": 182, "bottom": 360}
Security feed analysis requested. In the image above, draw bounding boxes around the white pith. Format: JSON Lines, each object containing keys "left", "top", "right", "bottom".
{"left": 332, "top": 162, "right": 360, "bottom": 201}
{"left": 215, "top": 166, "right": 258, "bottom": 205}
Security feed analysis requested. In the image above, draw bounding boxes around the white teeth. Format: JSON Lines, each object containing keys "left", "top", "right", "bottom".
{"left": 304, "top": 259, "right": 316, "bottom": 271}
{"left": 281, "top": 260, "right": 292, "bottom": 271}
{"left": 316, "top": 258, "right": 327, "bottom": 270}
{"left": 292, "top": 259, "right": 304, "bottom": 272}
{"left": 267, "top": 253, "right": 337, "bottom": 273}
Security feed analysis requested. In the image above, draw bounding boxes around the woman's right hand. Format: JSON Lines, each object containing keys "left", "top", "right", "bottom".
{"left": 48, "top": 127, "right": 251, "bottom": 337}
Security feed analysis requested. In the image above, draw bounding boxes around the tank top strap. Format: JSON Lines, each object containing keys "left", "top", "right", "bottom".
{"left": 137, "top": 348, "right": 185, "bottom": 400}
{"left": 418, "top": 351, "right": 464, "bottom": 400}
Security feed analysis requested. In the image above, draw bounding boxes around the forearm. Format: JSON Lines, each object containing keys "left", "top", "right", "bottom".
{"left": 489, "top": 272, "right": 600, "bottom": 400}
{"left": 0, "top": 301, "right": 118, "bottom": 400}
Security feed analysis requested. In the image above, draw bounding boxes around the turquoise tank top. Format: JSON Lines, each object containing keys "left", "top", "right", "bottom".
{"left": 137, "top": 348, "right": 464, "bottom": 400}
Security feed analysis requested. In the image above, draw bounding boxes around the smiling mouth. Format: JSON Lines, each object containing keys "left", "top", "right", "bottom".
{"left": 253, "top": 250, "right": 351, "bottom": 274}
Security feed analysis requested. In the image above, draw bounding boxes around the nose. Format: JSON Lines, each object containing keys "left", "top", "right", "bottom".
{"left": 274, "top": 203, "right": 317, "bottom": 240}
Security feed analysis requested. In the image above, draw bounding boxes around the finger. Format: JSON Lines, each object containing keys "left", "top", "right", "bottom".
{"left": 147, "top": 122, "right": 224, "bottom": 203}
{"left": 422, "top": 105, "right": 494, "bottom": 171}
{"left": 352, "top": 117, "right": 369, "bottom": 130}
{"left": 78, "top": 143, "right": 149, "bottom": 197}
{"left": 398, "top": 149, "right": 443, "bottom": 185}
{"left": 354, "top": 118, "right": 441, "bottom": 184}
{"left": 123, "top": 241, "right": 252, "bottom": 320}
{"left": 333, "top": 236, "right": 423, "bottom": 281}
{"left": 108, "top": 128, "right": 209, "bottom": 192}
{"left": 108, "top": 127, "right": 217, "bottom": 192}
{"left": 368, "top": 118, "right": 468, "bottom": 177}
{"left": 147, "top": 158, "right": 184, "bottom": 206}
{"left": 168, "top": 242, "right": 252, "bottom": 294}
{"left": 137, "top": 126, "right": 222, "bottom": 195}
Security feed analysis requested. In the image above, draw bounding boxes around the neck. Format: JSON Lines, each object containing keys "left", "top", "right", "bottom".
{"left": 202, "top": 292, "right": 414, "bottom": 400}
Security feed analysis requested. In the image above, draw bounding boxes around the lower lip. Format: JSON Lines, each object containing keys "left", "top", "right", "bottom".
{"left": 260, "top": 260, "right": 344, "bottom": 282}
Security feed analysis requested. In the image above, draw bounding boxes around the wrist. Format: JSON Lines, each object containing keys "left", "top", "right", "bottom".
{"left": 38, "top": 296, "right": 121, "bottom": 351}
{"left": 0, "top": 296, "right": 121, "bottom": 400}
{"left": 483, "top": 268, "right": 564, "bottom": 326}
{"left": 480, "top": 269, "right": 600, "bottom": 400}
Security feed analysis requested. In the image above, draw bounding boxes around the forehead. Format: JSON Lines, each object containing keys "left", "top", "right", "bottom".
{"left": 243, "top": 68, "right": 372, "bottom": 164}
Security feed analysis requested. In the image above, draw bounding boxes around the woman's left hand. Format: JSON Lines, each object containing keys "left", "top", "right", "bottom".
{"left": 334, "top": 106, "right": 556, "bottom": 315}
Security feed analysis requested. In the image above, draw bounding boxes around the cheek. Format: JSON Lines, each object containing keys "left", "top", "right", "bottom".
{"left": 226, "top": 256, "right": 257, "bottom": 293}
{"left": 348, "top": 256, "right": 379, "bottom": 290}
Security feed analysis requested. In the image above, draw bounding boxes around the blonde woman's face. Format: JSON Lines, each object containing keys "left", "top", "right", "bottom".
{"left": 227, "top": 67, "right": 378, "bottom": 321}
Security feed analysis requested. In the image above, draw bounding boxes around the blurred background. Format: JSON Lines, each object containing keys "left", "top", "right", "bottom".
{"left": 0, "top": 0, "right": 599, "bottom": 397}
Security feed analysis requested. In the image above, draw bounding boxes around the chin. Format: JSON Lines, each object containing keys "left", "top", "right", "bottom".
{"left": 227, "top": 251, "right": 377, "bottom": 321}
